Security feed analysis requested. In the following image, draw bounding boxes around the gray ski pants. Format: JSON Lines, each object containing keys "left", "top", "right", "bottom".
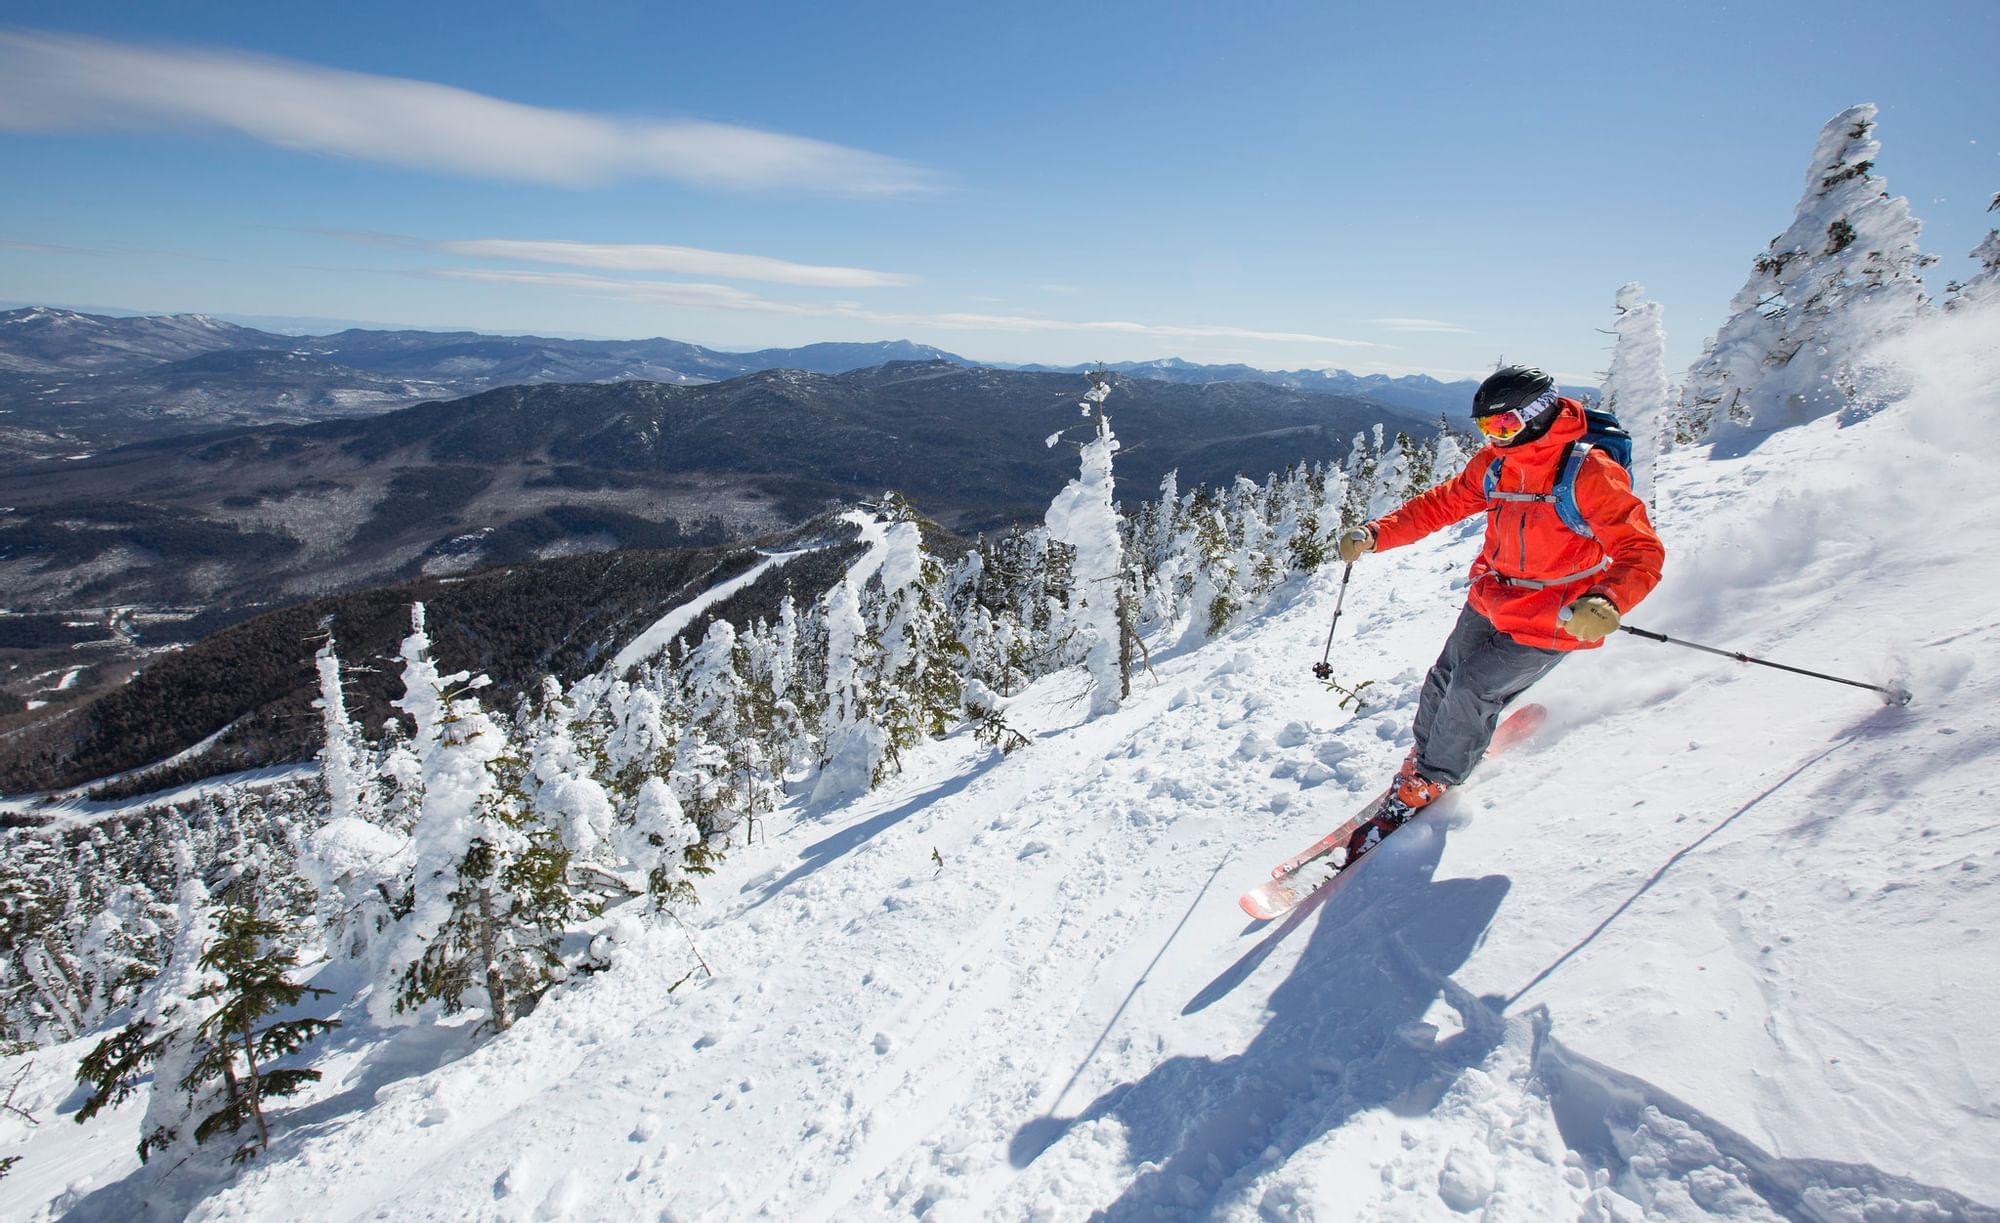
{"left": 1411, "top": 603, "right": 1566, "bottom": 786}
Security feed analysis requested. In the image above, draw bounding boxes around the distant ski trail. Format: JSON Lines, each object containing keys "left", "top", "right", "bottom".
{"left": 610, "top": 548, "right": 809, "bottom": 674}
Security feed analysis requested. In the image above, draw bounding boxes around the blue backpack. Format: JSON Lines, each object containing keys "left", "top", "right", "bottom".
{"left": 1481, "top": 407, "right": 1634, "bottom": 539}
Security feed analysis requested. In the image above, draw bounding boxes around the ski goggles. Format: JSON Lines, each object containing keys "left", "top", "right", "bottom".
{"left": 1473, "top": 389, "right": 1557, "bottom": 441}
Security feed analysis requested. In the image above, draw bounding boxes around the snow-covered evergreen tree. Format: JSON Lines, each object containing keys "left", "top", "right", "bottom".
{"left": 184, "top": 894, "right": 338, "bottom": 1161}
{"left": 599, "top": 678, "right": 676, "bottom": 798}
{"left": 374, "top": 627, "right": 590, "bottom": 1033}
{"left": 618, "top": 776, "right": 703, "bottom": 907}
{"left": 1364, "top": 425, "right": 1408, "bottom": 519}
{"left": 674, "top": 619, "right": 752, "bottom": 842}
{"left": 390, "top": 604, "right": 448, "bottom": 766}
{"left": 1277, "top": 463, "right": 1330, "bottom": 575}
{"left": 523, "top": 678, "right": 618, "bottom": 865}
{"left": 1, "top": 839, "right": 88, "bottom": 1041}
{"left": 1680, "top": 103, "right": 1931, "bottom": 438}
{"left": 75, "top": 883, "right": 172, "bottom": 1031}
{"left": 312, "top": 634, "right": 377, "bottom": 827}
{"left": 1042, "top": 372, "right": 1127, "bottom": 715}
{"left": 301, "top": 633, "right": 404, "bottom": 963}
{"left": 1429, "top": 423, "right": 1467, "bottom": 492}
{"left": 1227, "top": 475, "right": 1282, "bottom": 607}
{"left": 1601, "top": 282, "right": 1669, "bottom": 501}
{"left": 1338, "top": 430, "right": 1379, "bottom": 530}
{"left": 1176, "top": 486, "right": 1239, "bottom": 642}
{"left": 810, "top": 572, "right": 883, "bottom": 806}
{"left": 1946, "top": 193, "right": 2000, "bottom": 309}
{"left": 75, "top": 846, "right": 226, "bottom": 1166}
{"left": 874, "top": 514, "right": 967, "bottom": 765}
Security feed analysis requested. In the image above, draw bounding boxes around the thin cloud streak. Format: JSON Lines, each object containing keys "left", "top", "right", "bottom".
{"left": 432, "top": 238, "right": 916, "bottom": 288}
{"left": 1364, "top": 317, "right": 1475, "bottom": 334}
{"left": 430, "top": 268, "right": 1378, "bottom": 347}
{"left": 0, "top": 238, "right": 102, "bottom": 255}
{"left": 0, "top": 29, "right": 935, "bottom": 195}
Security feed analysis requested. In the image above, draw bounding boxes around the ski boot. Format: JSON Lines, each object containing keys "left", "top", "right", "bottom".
{"left": 1346, "top": 762, "right": 1450, "bottom": 862}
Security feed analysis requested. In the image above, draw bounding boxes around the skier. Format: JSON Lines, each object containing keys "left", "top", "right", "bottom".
{"left": 1335, "top": 366, "right": 1665, "bottom": 827}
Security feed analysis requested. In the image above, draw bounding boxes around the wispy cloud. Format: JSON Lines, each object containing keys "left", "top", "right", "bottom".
{"left": 428, "top": 238, "right": 915, "bottom": 289}
{"left": 0, "top": 29, "right": 935, "bottom": 195}
{"left": 1364, "top": 317, "right": 1474, "bottom": 334}
{"left": 430, "top": 268, "right": 1378, "bottom": 347}
{"left": 0, "top": 238, "right": 101, "bottom": 255}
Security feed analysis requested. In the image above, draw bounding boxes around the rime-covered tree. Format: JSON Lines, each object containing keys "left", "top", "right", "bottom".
{"left": 1365, "top": 426, "right": 1408, "bottom": 519}
{"left": 1946, "top": 193, "right": 2000, "bottom": 309}
{"left": 1177, "top": 486, "right": 1239, "bottom": 642}
{"left": 618, "top": 777, "right": 703, "bottom": 907}
{"left": 875, "top": 518, "right": 968, "bottom": 764}
{"left": 312, "top": 634, "right": 377, "bottom": 828}
{"left": 1681, "top": 103, "right": 1931, "bottom": 438}
{"left": 75, "top": 848, "right": 225, "bottom": 1166}
{"left": 301, "top": 632, "right": 404, "bottom": 963}
{"left": 374, "top": 623, "right": 591, "bottom": 1034}
{"left": 602, "top": 679, "right": 676, "bottom": 796}
{"left": 674, "top": 619, "right": 751, "bottom": 841}
{"left": 1042, "top": 373, "right": 1127, "bottom": 715}
{"left": 523, "top": 677, "right": 618, "bottom": 865}
{"left": 75, "top": 883, "right": 172, "bottom": 1030}
{"left": 0, "top": 839, "right": 89, "bottom": 1041}
{"left": 1601, "top": 282, "right": 1669, "bottom": 501}
{"left": 1338, "top": 430, "right": 1379, "bottom": 530}
{"left": 811, "top": 564, "right": 886, "bottom": 806}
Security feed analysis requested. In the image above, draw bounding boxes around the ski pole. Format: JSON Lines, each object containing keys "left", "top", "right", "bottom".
{"left": 1311, "top": 562, "right": 1354, "bottom": 680}
{"left": 1617, "top": 624, "right": 1912, "bottom": 706}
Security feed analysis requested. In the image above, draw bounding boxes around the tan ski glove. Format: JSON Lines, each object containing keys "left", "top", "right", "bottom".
{"left": 1336, "top": 526, "right": 1376, "bottom": 565}
{"left": 1560, "top": 594, "right": 1621, "bottom": 643}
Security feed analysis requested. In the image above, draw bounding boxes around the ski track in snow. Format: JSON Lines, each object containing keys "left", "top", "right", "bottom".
{"left": 12, "top": 326, "right": 2000, "bottom": 1221}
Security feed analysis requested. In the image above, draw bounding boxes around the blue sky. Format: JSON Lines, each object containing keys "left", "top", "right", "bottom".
{"left": 2, "top": 1, "right": 1994, "bottom": 382}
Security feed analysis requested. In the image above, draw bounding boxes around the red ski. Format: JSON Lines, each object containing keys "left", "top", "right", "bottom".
{"left": 1240, "top": 703, "right": 1546, "bottom": 921}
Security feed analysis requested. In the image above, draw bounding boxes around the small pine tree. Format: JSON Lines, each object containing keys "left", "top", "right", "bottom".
{"left": 184, "top": 896, "right": 339, "bottom": 1161}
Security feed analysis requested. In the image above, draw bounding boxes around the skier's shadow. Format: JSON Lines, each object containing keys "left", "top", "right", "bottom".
{"left": 1009, "top": 821, "right": 1510, "bottom": 1220}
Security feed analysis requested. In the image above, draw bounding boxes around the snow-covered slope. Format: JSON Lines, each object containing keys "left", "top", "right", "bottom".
{"left": 11, "top": 309, "right": 1999, "bottom": 1220}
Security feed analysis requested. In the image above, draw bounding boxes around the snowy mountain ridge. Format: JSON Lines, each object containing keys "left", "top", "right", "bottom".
{"left": 6, "top": 301, "right": 1995, "bottom": 1220}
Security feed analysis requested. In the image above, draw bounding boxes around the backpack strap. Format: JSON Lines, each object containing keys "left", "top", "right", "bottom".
{"left": 1484, "top": 453, "right": 1552, "bottom": 505}
{"left": 1482, "top": 442, "right": 1597, "bottom": 539}
{"left": 1552, "top": 441, "right": 1595, "bottom": 538}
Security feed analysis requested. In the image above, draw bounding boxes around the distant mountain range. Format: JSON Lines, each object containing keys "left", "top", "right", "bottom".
{"left": 1005, "top": 357, "right": 1481, "bottom": 418}
{"left": 0, "top": 307, "right": 967, "bottom": 458}
{"left": 0, "top": 307, "right": 1486, "bottom": 459}
{"left": 0, "top": 359, "right": 1431, "bottom": 619}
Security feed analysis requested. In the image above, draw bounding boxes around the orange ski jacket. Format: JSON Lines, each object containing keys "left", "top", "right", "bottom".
{"left": 1367, "top": 398, "right": 1665, "bottom": 651}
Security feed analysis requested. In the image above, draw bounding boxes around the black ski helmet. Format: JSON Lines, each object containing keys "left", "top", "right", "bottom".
{"left": 1472, "top": 366, "right": 1556, "bottom": 417}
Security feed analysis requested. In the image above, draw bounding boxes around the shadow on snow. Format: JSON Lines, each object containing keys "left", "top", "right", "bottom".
{"left": 1010, "top": 793, "right": 1999, "bottom": 1221}
{"left": 740, "top": 749, "right": 1008, "bottom": 913}
{"left": 1011, "top": 818, "right": 1511, "bottom": 1218}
